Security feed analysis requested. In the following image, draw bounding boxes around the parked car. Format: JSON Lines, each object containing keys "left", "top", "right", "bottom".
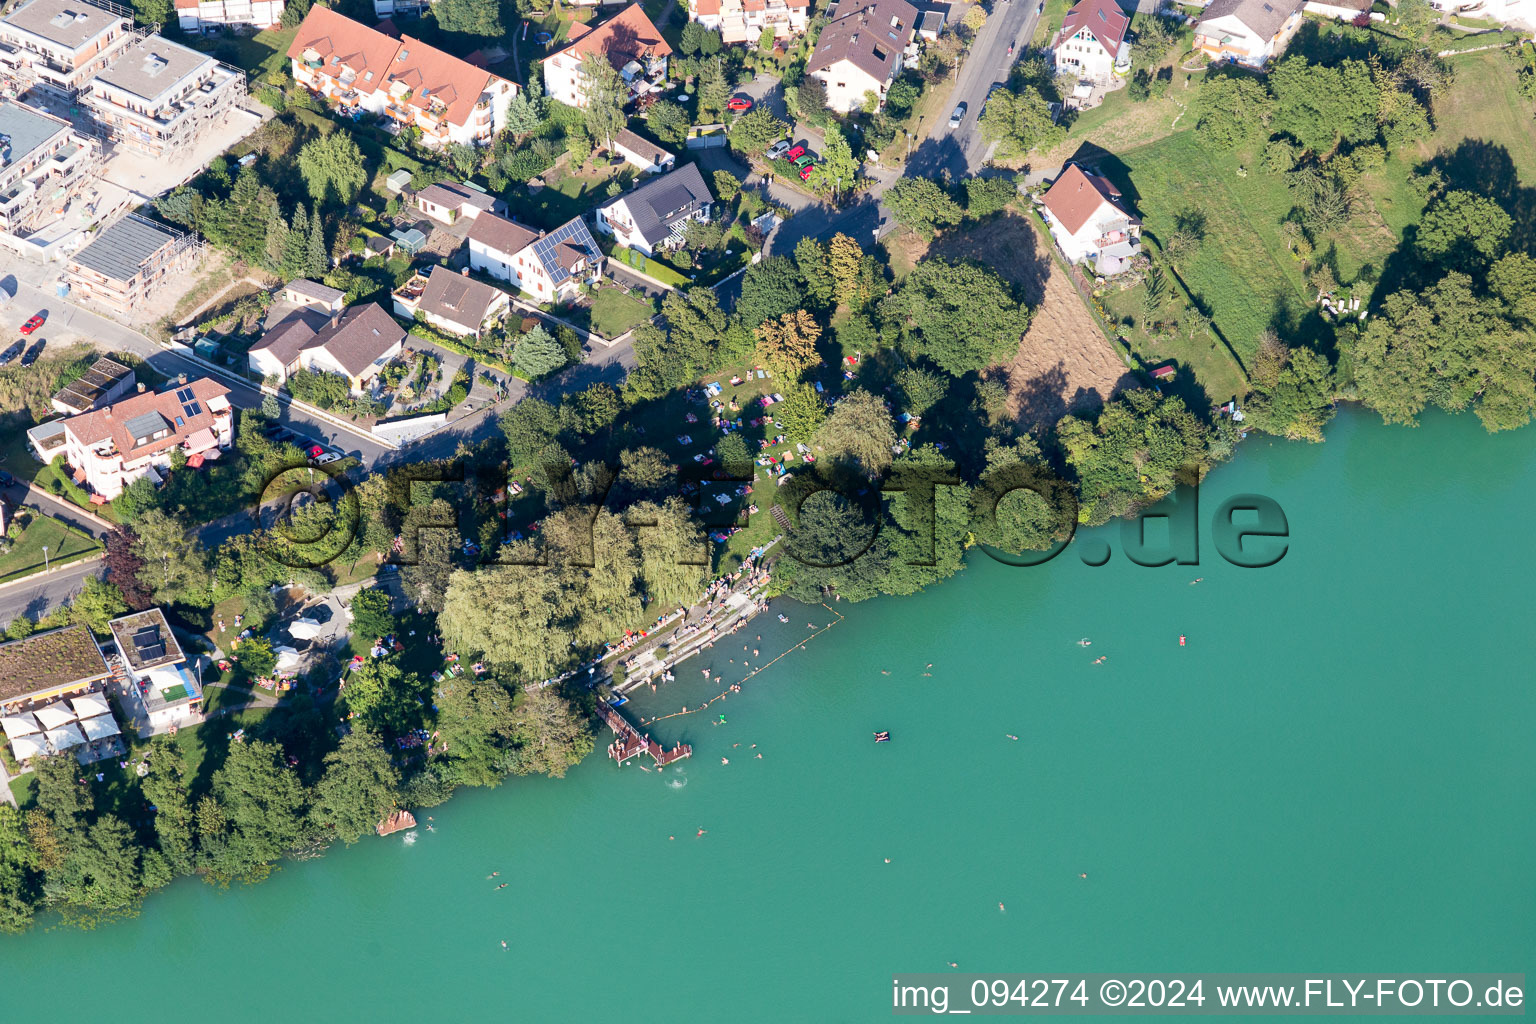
{"left": 305, "top": 443, "right": 326, "bottom": 459}
{"left": 799, "top": 164, "right": 814, "bottom": 181}
{"left": 313, "top": 452, "right": 340, "bottom": 466}
{"left": 0, "top": 471, "right": 15, "bottom": 487}
{"left": 949, "top": 103, "right": 966, "bottom": 129}
{"left": 19, "top": 340, "right": 43, "bottom": 366}
{"left": 0, "top": 340, "right": 21, "bottom": 364}
{"left": 727, "top": 96, "right": 753, "bottom": 112}
{"left": 786, "top": 145, "right": 807, "bottom": 162}
{"left": 793, "top": 153, "right": 816, "bottom": 169}
{"left": 19, "top": 313, "right": 45, "bottom": 334}
{"left": 765, "top": 139, "right": 792, "bottom": 161}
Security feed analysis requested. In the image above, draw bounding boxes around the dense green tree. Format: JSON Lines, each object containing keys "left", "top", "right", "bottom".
{"left": 775, "top": 382, "right": 826, "bottom": 439}
{"left": 69, "top": 578, "right": 128, "bottom": 634}
{"left": 964, "top": 176, "right": 1018, "bottom": 220}
{"left": 755, "top": 309, "right": 823, "bottom": 378}
{"left": 795, "top": 237, "right": 836, "bottom": 309}
{"left": 698, "top": 56, "right": 730, "bottom": 121}
{"left": 513, "top": 325, "right": 569, "bottom": 378}
{"left": 140, "top": 739, "right": 198, "bottom": 876}
{"left": 208, "top": 739, "right": 310, "bottom": 877}
{"left": 728, "top": 107, "right": 789, "bottom": 155}
{"left": 507, "top": 686, "right": 594, "bottom": 777}
{"left": 805, "top": 126, "right": 859, "bottom": 199}
{"left": 1489, "top": 252, "right": 1536, "bottom": 325}
{"left": 885, "top": 177, "right": 963, "bottom": 238}
{"left": 562, "top": 382, "right": 623, "bottom": 436}
{"left": 1415, "top": 190, "right": 1512, "bottom": 271}
{"left": 504, "top": 93, "right": 543, "bottom": 136}
{"left": 896, "top": 365, "right": 947, "bottom": 417}
{"left": 500, "top": 397, "right": 561, "bottom": 467}
{"left": 879, "top": 444, "right": 972, "bottom": 596}
{"left": 237, "top": 636, "right": 277, "bottom": 679}
{"left": 401, "top": 498, "right": 459, "bottom": 611}
{"left": 433, "top": 0, "right": 501, "bottom": 34}
{"left": 814, "top": 388, "right": 896, "bottom": 476}
{"left": 1268, "top": 58, "right": 1379, "bottom": 154}
{"left": 627, "top": 497, "right": 708, "bottom": 610}
{"left": 1193, "top": 74, "right": 1272, "bottom": 150}
{"left": 312, "top": 727, "right": 401, "bottom": 844}
{"left": 647, "top": 100, "right": 691, "bottom": 146}
{"left": 130, "top": 509, "right": 209, "bottom": 606}
{"left": 882, "top": 258, "right": 1031, "bottom": 376}
{"left": 680, "top": 21, "right": 722, "bottom": 56}
{"left": 736, "top": 256, "right": 806, "bottom": 328}
{"left": 1245, "top": 333, "right": 1336, "bottom": 442}
{"left": 1057, "top": 389, "right": 1209, "bottom": 524}
{"left": 578, "top": 52, "right": 627, "bottom": 149}
{"left": 348, "top": 587, "right": 396, "bottom": 645}
{"left": 298, "top": 131, "right": 367, "bottom": 205}
{"left": 972, "top": 435, "right": 1073, "bottom": 555}
{"left": 433, "top": 679, "right": 520, "bottom": 787}
{"left": 342, "top": 657, "right": 424, "bottom": 734}
{"left": 977, "top": 86, "right": 1065, "bottom": 158}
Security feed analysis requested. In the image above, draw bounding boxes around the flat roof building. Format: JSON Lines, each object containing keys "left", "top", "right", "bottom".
{"left": 65, "top": 212, "right": 206, "bottom": 316}
{"left": 0, "top": 97, "right": 101, "bottom": 235}
{"left": 83, "top": 33, "right": 245, "bottom": 158}
{"left": 107, "top": 607, "right": 203, "bottom": 736}
{"left": 50, "top": 355, "right": 135, "bottom": 414}
{"left": 0, "top": 0, "right": 134, "bottom": 98}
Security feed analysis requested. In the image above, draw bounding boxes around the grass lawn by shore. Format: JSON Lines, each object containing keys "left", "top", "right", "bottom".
{"left": 0, "top": 514, "right": 102, "bottom": 583}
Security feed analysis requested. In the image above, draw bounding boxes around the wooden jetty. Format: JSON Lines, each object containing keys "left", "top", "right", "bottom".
{"left": 376, "top": 809, "right": 417, "bottom": 836}
{"left": 598, "top": 702, "right": 691, "bottom": 767}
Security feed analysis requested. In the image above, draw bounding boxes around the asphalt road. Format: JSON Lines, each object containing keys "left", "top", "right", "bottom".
{"left": 0, "top": 556, "right": 103, "bottom": 629}
{"left": 909, "top": 0, "right": 1045, "bottom": 181}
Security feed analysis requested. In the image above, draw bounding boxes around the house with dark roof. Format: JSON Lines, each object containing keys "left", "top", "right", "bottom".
{"left": 1051, "top": 0, "right": 1130, "bottom": 84}
{"left": 0, "top": 0, "right": 134, "bottom": 98}
{"left": 1039, "top": 163, "right": 1141, "bottom": 277}
{"left": 1194, "top": 0, "right": 1304, "bottom": 65}
{"left": 60, "top": 376, "right": 233, "bottom": 499}
{"left": 393, "top": 264, "right": 511, "bottom": 338}
{"left": 595, "top": 161, "right": 713, "bottom": 257}
{"left": 465, "top": 212, "right": 604, "bottom": 303}
{"left": 282, "top": 278, "right": 347, "bottom": 314}
{"left": 248, "top": 301, "right": 406, "bottom": 392}
{"left": 607, "top": 126, "right": 675, "bottom": 175}
{"left": 50, "top": 356, "right": 134, "bottom": 415}
{"left": 414, "top": 180, "right": 504, "bottom": 225}
{"left": 63, "top": 213, "right": 204, "bottom": 316}
{"left": 543, "top": 3, "right": 671, "bottom": 108}
{"left": 287, "top": 6, "right": 518, "bottom": 148}
{"left": 806, "top": 0, "right": 918, "bottom": 113}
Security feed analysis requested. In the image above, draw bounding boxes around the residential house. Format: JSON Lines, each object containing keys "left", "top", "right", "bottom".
{"left": 64, "top": 213, "right": 205, "bottom": 316}
{"left": 1051, "top": 0, "right": 1130, "bottom": 84}
{"left": 594, "top": 161, "right": 712, "bottom": 256}
{"left": 107, "top": 608, "right": 202, "bottom": 736}
{"left": 0, "top": 624, "right": 123, "bottom": 767}
{"left": 413, "top": 180, "right": 502, "bottom": 224}
{"left": 0, "top": 98, "right": 101, "bottom": 236}
{"left": 1039, "top": 163, "right": 1141, "bottom": 276}
{"left": 607, "top": 126, "right": 675, "bottom": 174}
{"left": 542, "top": 4, "right": 671, "bottom": 108}
{"left": 689, "top": 0, "right": 811, "bottom": 45}
{"left": 287, "top": 7, "right": 518, "bottom": 148}
{"left": 394, "top": 264, "right": 510, "bottom": 338}
{"left": 0, "top": 0, "right": 133, "bottom": 99}
{"left": 806, "top": 0, "right": 918, "bottom": 113}
{"left": 59, "top": 376, "right": 233, "bottom": 499}
{"left": 282, "top": 278, "right": 347, "bottom": 314}
{"left": 247, "top": 301, "right": 407, "bottom": 391}
{"left": 466, "top": 212, "right": 605, "bottom": 304}
{"left": 50, "top": 355, "right": 134, "bottom": 414}
{"left": 175, "top": 0, "right": 285, "bottom": 33}
{"left": 82, "top": 34, "right": 245, "bottom": 158}
{"left": 1194, "top": 0, "right": 1304, "bottom": 66}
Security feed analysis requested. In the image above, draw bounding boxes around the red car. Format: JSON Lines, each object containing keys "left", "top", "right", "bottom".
{"left": 799, "top": 164, "right": 814, "bottom": 181}
{"left": 785, "top": 145, "right": 806, "bottom": 162}
{"left": 19, "top": 313, "right": 44, "bottom": 334}
{"left": 727, "top": 97, "right": 753, "bottom": 112}
{"left": 306, "top": 444, "right": 325, "bottom": 459}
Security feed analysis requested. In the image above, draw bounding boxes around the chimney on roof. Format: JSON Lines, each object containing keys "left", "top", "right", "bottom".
{"left": 461, "top": 267, "right": 469, "bottom": 276}
{"left": 178, "top": 373, "right": 187, "bottom": 385}
{"left": 105, "top": 408, "right": 112, "bottom": 418}
{"left": 137, "top": 382, "right": 145, "bottom": 393}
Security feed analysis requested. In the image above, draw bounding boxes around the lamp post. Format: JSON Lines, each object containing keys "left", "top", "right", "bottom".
{"left": 41, "top": 545, "right": 49, "bottom": 571}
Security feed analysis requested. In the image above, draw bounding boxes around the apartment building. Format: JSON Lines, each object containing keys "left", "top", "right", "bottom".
{"left": 0, "top": 97, "right": 101, "bottom": 235}
{"left": 175, "top": 0, "right": 286, "bottom": 33}
{"left": 689, "top": 0, "right": 810, "bottom": 45}
{"left": 287, "top": 6, "right": 517, "bottom": 148}
{"left": 59, "top": 376, "right": 233, "bottom": 499}
{"left": 82, "top": 34, "right": 244, "bottom": 158}
{"left": 64, "top": 212, "right": 205, "bottom": 315}
{"left": 0, "top": 0, "right": 134, "bottom": 98}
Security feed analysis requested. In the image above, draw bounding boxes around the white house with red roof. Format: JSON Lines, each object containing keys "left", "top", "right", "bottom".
{"left": 1051, "top": 0, "right": 1131, "bottom": 84}
{"left": 286, "top": 7, "right": 517, "bottom": 147}
{"left": 690, "top": 0, "right": 811, "bottom": 45}
{"left": 60, "top": 378, "right": 233, "bottom": 499}
{"left": 1039, "top": 163, "right": 1141, "bottom": 276}
{"left": 542, "top": 3, "right": 671, "bottom": 108}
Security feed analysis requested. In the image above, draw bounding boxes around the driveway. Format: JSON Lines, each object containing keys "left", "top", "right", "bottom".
{"left": 907, "top": 0, "right": 1045, "bottom": 180}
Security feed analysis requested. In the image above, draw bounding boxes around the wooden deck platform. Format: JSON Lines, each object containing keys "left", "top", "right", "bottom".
{"left": 598, "top": 702, "right": 691, "bottom": 767}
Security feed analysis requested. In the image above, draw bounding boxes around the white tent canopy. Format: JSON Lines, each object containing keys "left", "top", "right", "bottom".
{"left": 2, "top": 713, "right": 40, "bottom": 739}
{"left": 71, "top": 693, "right": 111, "bottom": 719}
{"left": 10, "top": 734, "right": 48, "bottom": 760}
{"left": 78, "top": 714, "right": 121, "bottom": 741}
{"left": 45, "top": 723, "right": 86, "bottom": 751}
{"left": 33, "top": 703, "right": 77, "bottom": 730}
{"left": 287, "top": 618, "right": 323, "bottom": 641}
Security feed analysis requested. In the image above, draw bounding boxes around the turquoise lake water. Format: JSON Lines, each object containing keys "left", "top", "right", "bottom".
{"left": 3, "top": 407, "right": 1533, "bottom": 1021}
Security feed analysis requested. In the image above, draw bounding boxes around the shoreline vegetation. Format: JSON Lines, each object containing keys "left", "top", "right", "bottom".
{"left": 5, "top": 12, "right": 1536, "bottom": 938}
